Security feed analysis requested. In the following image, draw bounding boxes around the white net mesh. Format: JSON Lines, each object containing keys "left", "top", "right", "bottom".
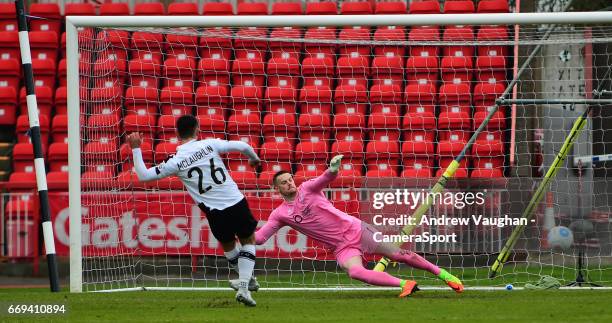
{"left": 70, "top": 21, "right": 612, "bottom": 291}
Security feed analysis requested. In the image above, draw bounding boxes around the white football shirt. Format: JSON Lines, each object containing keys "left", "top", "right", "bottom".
{"left": 133, "top": 138, "right": 258, "bottom": 210}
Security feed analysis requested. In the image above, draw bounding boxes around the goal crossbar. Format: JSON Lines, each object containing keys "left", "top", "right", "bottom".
{"left": 65, "top": 12, "right": 612, "bottom": 28}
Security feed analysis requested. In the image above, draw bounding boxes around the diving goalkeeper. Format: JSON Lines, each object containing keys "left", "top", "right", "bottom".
{"left": 254, "top": 155, "right": 464, "bottom": 297}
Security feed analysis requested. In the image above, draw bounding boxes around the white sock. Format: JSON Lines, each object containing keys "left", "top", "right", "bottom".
{"left": 238, "top": 244, "right": 256, "bottom": 290}
{"left": 224, "top": 246, "right": 240, "bottom": 274}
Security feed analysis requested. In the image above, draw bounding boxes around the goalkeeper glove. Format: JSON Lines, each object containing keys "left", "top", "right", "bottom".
{"left": 329, "top": 155, "right": 343, "bottom": 174}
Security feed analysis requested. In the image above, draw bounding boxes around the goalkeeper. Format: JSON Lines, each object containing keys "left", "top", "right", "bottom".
{"left": 126, "top": 115, "right": 260, "bottom": 307}
{"left": 254, "top": 155, "right": 464, "bottom": 296}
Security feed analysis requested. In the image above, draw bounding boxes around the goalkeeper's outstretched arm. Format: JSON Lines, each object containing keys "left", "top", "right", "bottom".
{"left": 302, "top": 155, "right": 344, "bottom": 192}
{"left": 254, "top": 211, "right": 283, "bottom": 245}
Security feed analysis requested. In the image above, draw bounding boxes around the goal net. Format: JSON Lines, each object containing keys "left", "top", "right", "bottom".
{"left": 64, "top": 13, "right": 612, "bottom": 292}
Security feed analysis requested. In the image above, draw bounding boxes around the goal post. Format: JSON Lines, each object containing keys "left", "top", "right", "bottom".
{"left": 66, "top": 12, "right": 612, "bottom": 293}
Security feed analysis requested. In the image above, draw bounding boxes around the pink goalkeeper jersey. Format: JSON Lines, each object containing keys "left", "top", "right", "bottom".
{"left": 255, "top": 170, "right": 361, "bottom": 251}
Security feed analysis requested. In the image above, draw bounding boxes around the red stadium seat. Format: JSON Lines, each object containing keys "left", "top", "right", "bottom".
{"left": 366, "top": 141, "right": 400, "bottom": 162}
{"left": 443, "top": 1, "right": 475, "bottom": 14}
{"left": 266, "top": 85, "right": 298, "bottom": 115}
{"left": 123, "top": 114, "right": 156, "bottom": 143}
{"left": 16, "top": 114, "right": 49, "bottom": 145}
{"left": 203, "top": 2, "right": 233, "bottom": 15}
{"left": 12, "top": 143, "right": 36, "bottom": 173}
{"left": 371, "top": 54, "right": 404, "bottom": 87}
{"left": 157, "top": 115, "right": 179, "bottom": 143}
{"left": 262, "top": 113, "right": 297, "bottom": 141}
{"left": 0, "top": 86, "right": 16, "bottom": 125}
{"left": 368, "top": 113, "right": 401, "bottom": 138}
{"left": 100, "top": 2, "right": 130, "bottom": 15}
{"left": 7, "top": 172, "right": 36, "bottom": 191}
{"left": 335, "top": 84, "right": 368, "bottom": 115}
{"left": 51, "top": 114, "right": 68, "bottom": 144}
{"left": 474, "top": 82, "right": 505, "bottom": 106}
{"left": 31, "top": 59, "right": 55, "bottom": 88}
{"left": 129, "top": 59, "right": 161, "bottom": 89}
{"left": 125, "top": 87, "right": 159, "bottom": 116}
{"left": 306, "top": 1, "right": 337, "bottom": 15}
{"left": 82, "top": 171, "right": 115, "bottom": 190}
{"left": 303, "top": 28, "right": 337, "bottom": 59}
{"left": 336, "top": 56, "right": 370, "bottom": 87}
{"left": 199, "top": 27, "right": 232, "bottom": 60}
{"left": 168, "top": 2, "right": 198, "bottom": 15}
{"left": 474, "top": 104, "right": 506, "bottom": 130}
{"left": 375, "top": 1, "right": 407, "bottom": 14}
{"left": 195, "top": 84, "right": 229, "bottom": 112}
{"left": 197, "top": 114, "right": 226, "bottom": 139}
{"left": 402, "top": 130, "right": 436, "bottom": 155}
{"left": 0, "top": 58, "right": 20, "bottom": 90}
{"left": 408, "top": 26, "right": 440, "bottom": 58}
{"left": 227, "top": 113, "right": 261, "bottom": 138}
{"left": 341, "top": 1, "right": 372, "bottom": 15}
{"left": 477, "top": 26, "right": 510, "bottom": 58}
{"left": 54, "top": 87, "right": 67, "bottom": 115}
{"left": 405, "top": 83, "right": 437, "bottom": 106}
{"left": 473, "top": 157, "right": 504, "bottom": 173}
{"left": 269, "top": 27, "right": 303, "bottom": 60}
{"left": 267, "top": 56, "right": 300, "bottom": 88}
{"left": 165, "top": 33, "right": 198, "bottom": 60}
{"left": 406, "top": 56, "right": 439, "bottom": 85}
{"left": 339, "top": 27, "right": 371, "bottom": 57}
{"left": 0, "top": 31, "right": 19, "bottom": 60}
{"left": 477, "top": 0, "right": 510, "bottom": 13}
{"left": 366, "top": 168, "right": 398, "bottom": 178}
{"left": 298, "top": 113, "right": 331, "bottom": 141}
{"left": 232, "top": 56, "right": 266, "bottom": 87}
{"left": 65, "top": 3, "right": 95, "bottom": 15}
{"left": 437, "top": 130, "right": 469, "bottom": 157}
{"left": 373, "top": 26, "right": 406, "bottom": 59}
{"left": 295, "top": 141, "right": 329, "bottom": 164}
{"left": 86, "top": 114, "right": 121, "bottom": 145}
{"left": 443, "top": 26, "right": 475, "bottom": 58}
{"left": 0, "top": 3, "right": 16, "bottom": 31}
{"left": 334, "top": 114, "right": 366, "bottom": 144}
{"left": 134, "top": 2, "right": 165, "bottom": 15}
{"left": 402, "top": 156, "right": 434, "bottom": 177}
{"left": 302, "top": 56, "right": 335, "bottom": 87}
{"left": 237, "top": 2, "right": 268, "bottom": 15}
{"left": 260, "top": 141, "right": 293, "bottom": 162}
{"left": 131, "top": 32, "right": 164, "bottom": 63}
{"left": 409, "top": 0, "right": 440, "bottom": 14}
{"left": 332, "top": 140, "right": 365, "bottom": 161}
{"left": 97, "top": 30, "right": 130, "bottom": 62}
{"left": 29, "top": 3, "right": 61, "bottom": 34}
{"left": 370, "top": 84, "right": 403, "bottom": 108}
{"left": 300, "top": 85, "right": 333, "bottom": 116}
{"left": 47, "top": 171, "right": 69, "bottom": 190}
{"left": 473, "top": 131, "right": 505, "bottom": 156}
{"left": 403, "top": 103, "right": 436, "bottom": 130}
{"left": 231, "top": 85, "right": 263, "bottom": 115}
{"left": 48, "top": 142, "right": 68, "bottom": 172}
{"left": 475, "top": 56, "right": 507, "bottom": 84}
{"left": 19, "top": 86, "right": 53, "bottom": 120}
{"left": 272, "top": 2, "right": 302, "bottom": 15}
{"left": 160, "top": 85, "right": 194, "bottom": 116}
{"left": 441, "top": 56, "right": 473, "bottom": 84}
{"left": 198, "top": 56, "right": 230, "bottom": 86}
{"left": 163, "top": 58, "right": 196, "bottom": 89}
{"left": 89, "top": 86, "right": 123, "bottom": 117}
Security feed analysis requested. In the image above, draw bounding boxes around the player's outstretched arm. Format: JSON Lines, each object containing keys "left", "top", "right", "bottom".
{"left": 215, "top": 140, "right": 261, "bottom": 168}
{"left": 303, "top": 155, "right": 343, "bottom": 192}
{"left": 127, "top": 132, "right": 177, "bottom": 182}
{"left": 254, "top": 211, "right": 283, "bottom": 245}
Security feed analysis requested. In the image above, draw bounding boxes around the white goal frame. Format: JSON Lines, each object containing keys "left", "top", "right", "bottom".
{"left": 66, "top": 12, "right": 612, "bottom": 293}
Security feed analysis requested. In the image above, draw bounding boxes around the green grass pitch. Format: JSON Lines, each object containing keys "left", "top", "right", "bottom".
{"left": 1, "top": 288, "right": 612, "bottom": 322}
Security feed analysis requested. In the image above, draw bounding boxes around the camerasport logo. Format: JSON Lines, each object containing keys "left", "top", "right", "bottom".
{"left": 49, "top": 193, "right": 314, "bottom": 258}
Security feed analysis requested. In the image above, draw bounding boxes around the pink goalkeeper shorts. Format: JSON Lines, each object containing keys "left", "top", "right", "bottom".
{"left": 334, "top": 221, "right": 380, "bottom": 268}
